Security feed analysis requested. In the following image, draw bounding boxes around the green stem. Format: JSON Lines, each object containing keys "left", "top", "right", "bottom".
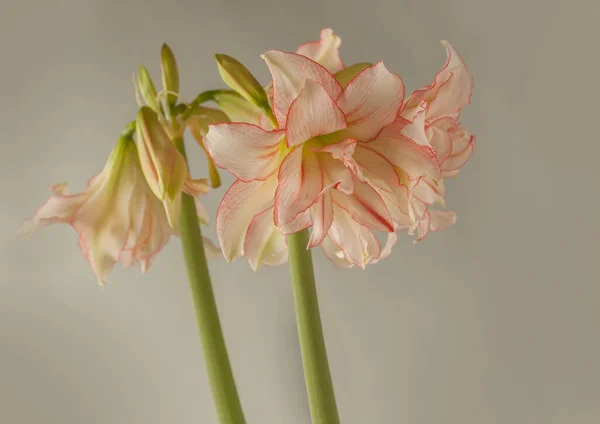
{"left": 175, "top": 138, "right": 246, "bottom": 424}
{"left": 287, "top": 229, "right": 340, "bottom": 424}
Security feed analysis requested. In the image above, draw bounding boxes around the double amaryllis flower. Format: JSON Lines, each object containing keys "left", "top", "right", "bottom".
{"left": 204, "top": 30, "right": 474, "bottom": 269}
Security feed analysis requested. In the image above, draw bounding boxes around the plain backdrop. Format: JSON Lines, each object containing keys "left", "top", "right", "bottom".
{"left": 1, "top": 0, "right": 599, "bottom": 423}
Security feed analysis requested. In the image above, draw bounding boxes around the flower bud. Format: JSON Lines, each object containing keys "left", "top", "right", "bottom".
{"left": 215, "top": 54, "right": 268, "bottom": 109}
{"left": 186, "top": 106, "right": 230, "bottom": 189}
{"left": 136, "top": 106, "right": 188, "bottom": 202}
{"left": 137, "top": 66, "right": 160, "bottom": 111}
{"left": 333, "top": 62, "right": 372, "bottom": 88}
{"left": 161, "top": 43, "right": 180, "bottom": 107}
{"left": 213, "top": 91, "right": 262, "bottom": 124}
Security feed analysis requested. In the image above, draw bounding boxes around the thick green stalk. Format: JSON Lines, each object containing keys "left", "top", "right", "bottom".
{"left": 175, "top": 138, "right": 246, "bottom": 424}
{"left": 287, "top": 229, "right": 340, "bottom": 424}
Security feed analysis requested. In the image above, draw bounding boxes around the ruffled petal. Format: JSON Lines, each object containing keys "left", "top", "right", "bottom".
{"left": 337, "top": 62, "right": 404, "bottom": 140}
{"left": 204, "top": 123, "right": 285, "bottom": 181}
{"left": 244, "top": 207, "right": 288, "bottom": 270}
{"left": 403, "top": 41, "right": 473, "bottom": 122}
{"left": 296, "top": 28, "right": 344, "bottom": 73}
{"left": 274, "top": 147, "right": 323, "bottom": 226}
{"left": 19, "top": 184, "right": 89, "bottom": 237}
{"left": 262, "top": 50, "right": 343, "bottom": 127}
{"left": 285, "top": 80, "right": 347, "bottom": 147}
{"left": 328, "top": 204, "right": 381, "bottom": 268}
{"left": 308, "top": 190, "right": 334, "bottom": 248}
{"left": 322, "top": 236, "right": 353, "bottom": 268}
{"left": 216, "top": 176, "right": 277, "bottom": 261}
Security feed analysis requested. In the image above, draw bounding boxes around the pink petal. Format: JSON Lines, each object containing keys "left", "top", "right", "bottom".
{"left": 244, "top": 207, "right": 288, "bottom": 270}
{"left": 331, "top": 181, "right": 394, "bottom": 232}
{"left": 429, "top": 210, "right": 457, "bottom": 232}
{"left": 328, "top": 204, "right": 382, "bottom": 268}
{"left": 308, "top": 190, "right": 334, "bottom": 248}
{"left": 366, "top": 120, "right": 441, "bottom": 179}
{"left": 316, "top": 138, "right": 363, "bottom": 182}
{"left": 322, "top": 236, "right": 353, "bottom": 269}
{"left": 262, "top": 50, "right": 343, "bottom": 127}
{"left": 441, "top": 133, "right": 476, "bottom": 176}
{"left": 204, "top": 123, "right": 285, "bottom": 182}
{"left": 296, "top": 28, "right": 344, "bottom": 73}
{"left": 274, "top": 147, "right": 323, "bottom": 226}
{"left": 216, "top": 177, "right": 277, "bottom": 261}
{"left": 19, "top": 184, "right": 87, "bottom": 237}
{"left": 278, "top": 210, "right": 311, "bottom": 235}
{"left": 337, "top": 62, "right": 405, "bottom": 141}
{"left": 285, "top": 80, "right": 347, "bottom": 147}
{"left": 403, "top": 41, "right": 473, "bottom": 122}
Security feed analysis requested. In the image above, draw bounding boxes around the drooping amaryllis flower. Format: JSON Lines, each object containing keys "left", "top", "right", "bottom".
{"left": 20, "top": 136, "right": 214, "bottom": 283}
{"left": 204, "top": 49, "right": 441, "bottom": 269}
{"left": 397, "top": 41, "right": 476, "bottom": 241}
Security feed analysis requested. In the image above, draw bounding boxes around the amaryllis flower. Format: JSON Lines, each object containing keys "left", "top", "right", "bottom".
{"left": 398, "top": 41, "right": 476, "bottom": 241}
{"left": 205, "top": 49, "right": 440, "bottom": 269}
{"left": 20, "top": 137, "right": 214, "bottom": 283}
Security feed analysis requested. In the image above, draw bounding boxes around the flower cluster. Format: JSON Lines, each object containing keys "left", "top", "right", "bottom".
{"left": 21, "top": 29, "right": 475, "bottom": 280}
{"left": 203, "top": 29, "right": 475, "bottom": 269}
{"left": 21, "top": 46, "right": 220, "bottom": 283}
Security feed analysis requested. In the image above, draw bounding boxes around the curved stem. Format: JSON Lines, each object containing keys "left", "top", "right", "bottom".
{"left": 175, "top": 138, "right": 246, "bottom": 424}
{"left": 287, "top": 229, "right": 340, "bottom": 424}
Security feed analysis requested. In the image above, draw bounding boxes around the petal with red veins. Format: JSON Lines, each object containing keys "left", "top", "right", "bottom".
{"left": 216, "top": 177, "right": 277, "bottom": 261}
{"left": 322, "top": 236, "right": 353, "bottom": 268}
{"left": 308, "top": 190, "right": 334, "bottom": 248}
{"left": 244, "top": 207, "right": 288, "bottom": 270}
{"left": 262, "top": 50, "right": 342, "bottom": 127}
{"left": 331, "top": 182, "right": 393, "bottom": 232}
{"left": 275, "top": 147, "right": 323, "bottom": 226}
{"left": 366, "top": 120, "right": 441, "bottom": 179}
{"left": 204, "top": 123, "right": 285, "bottom": 181}
{"left": 441, "top": 135, "right": 475, "bottom": 176}
{"left": 278, "top": 209, "right": 311, "bottom": 235}
{"left": 296, "top": 28, "right": 344, "bottom": 73}
{"left": 337, "top": 62, "right": 405, "bottom": 140}
{"left": 328, "top": 204, "right": 381, "bottom": 268}
{"left": 285, "top": 80, "right": 347, "bottom": 147}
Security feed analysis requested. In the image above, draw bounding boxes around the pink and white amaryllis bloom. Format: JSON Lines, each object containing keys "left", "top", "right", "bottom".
{"left": 399, "top": 41, "right": 476, "bottom": 241}
{"left": 20, "top": 138, "right": 214, "bottom": 283}
{"left": 205, "top": 50, "right": 441, "bottom": 269}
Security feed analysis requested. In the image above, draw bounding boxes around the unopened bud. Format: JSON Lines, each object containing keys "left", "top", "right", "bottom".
{"left": 215, "top": 54, "right": 268, "bottom": 109}
{"left": 136, "top": 106, "right": 187, "bottom": 202}
{"left": 161, "top": 43, "right": 180, "bottom": 107}
{"left": 334, "top": 62, "right": 372, "bottom": 88}
{"left": 138, "top": 66, "right": 160, "bottom": 111}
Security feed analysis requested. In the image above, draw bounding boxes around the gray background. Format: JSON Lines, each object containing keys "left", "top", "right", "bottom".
{"left": 1, "top": 0, "right": 599, "bottom": 423}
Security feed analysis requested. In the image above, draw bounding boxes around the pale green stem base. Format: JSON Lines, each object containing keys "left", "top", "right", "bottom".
{"left": 287, "top": 229, "right": 340, "bottom": 424}
{"left": 175, "top": 138, "right": 246, "bottom": 424}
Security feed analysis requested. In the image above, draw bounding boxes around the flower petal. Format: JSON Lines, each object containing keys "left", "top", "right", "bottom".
{"left": 262, "top": 50, "right": 343, "bottom": 127}
{"left": 204, "top": 123, "right": 285, "bottom": 181}
{"left": 244, "top": 207, "right": 288, "bottom": 270}
{"left": 366, "top": 120, "right": 441, "bottom": 179}
{"left": 19, "top": 184, "right": 87, "bottom": 237}
{"left": 308, "top": 190, "right": 334, "bottom": 248}
{"left": 322, "top": 236, "right": 353, "bottom": 268}
{"left": 337, "top": 62, "right": 404, "bottom": 140}
{"left": 278, "top": 209, "right": 311, "bottom": 235}
{"left": 331, "top": 181, "right": 393, "bottom": 232}
{"left": 274, "top": 147, "right": 323, "bottom": 226}
{"left": 403, "top": 41, "right": 473, "bottom": 121}
{"left": 216, "top": 177, "right": 277, "bottom": 261}
{"left": 296, "top": 28, "right": 344, "bottom": 73}
{"left": 328, "top": 204, "right": 381, "bottom": 268}
{"left": 285, "top": 80, "right": 347, "bottom": 147}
